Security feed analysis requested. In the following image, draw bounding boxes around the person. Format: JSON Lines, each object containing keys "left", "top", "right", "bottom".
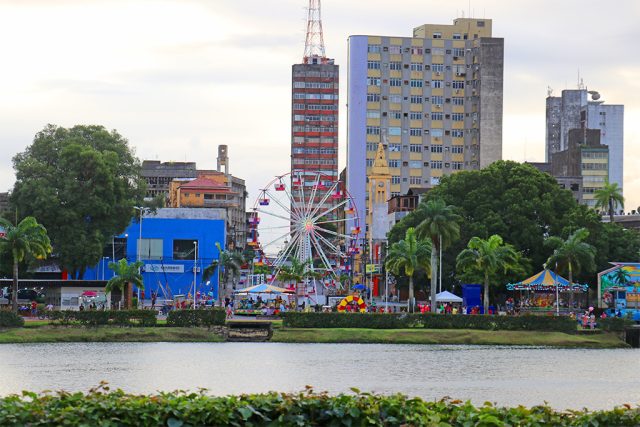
{"left": 589, "top": 313, "right": 596, "bottom": 330}
{"left": 226, "top": 303, "right": 233, "bottom": 319}
{"left": 79, "top": 304, "right": 85, "bottom": 311}
{"left": 30, "top": 301, "right": 37, "bottom": 317}
{"left": 151, "top": 291, "right": 157, "bottom": 310}
{"left": 46, "top": 303, "right": 54, "bottom": 312}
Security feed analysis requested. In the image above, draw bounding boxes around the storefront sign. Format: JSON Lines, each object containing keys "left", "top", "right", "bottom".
{"left": 143, "top": 264, "right": 184, "bottom": 273}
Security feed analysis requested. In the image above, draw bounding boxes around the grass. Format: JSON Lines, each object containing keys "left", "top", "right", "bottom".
{"left": 0, "top": 326, "right": 224, "bottom": 343}
{"left": 272, "top": 328, "right": 629, "bottom": 348}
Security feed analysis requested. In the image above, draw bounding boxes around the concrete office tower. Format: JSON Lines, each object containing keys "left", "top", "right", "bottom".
{"left": 291, "top": 0, "right": 339, "bottom": 214}
{"left": 347, "top": 18, "right": 503, "bottom": 233}
{"left": 545, "top": 89, "right": 624, "bottom": 194}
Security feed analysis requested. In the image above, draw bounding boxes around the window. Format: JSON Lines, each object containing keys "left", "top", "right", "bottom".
{"left": 452, "top": 162, "right": 463, "bottom": 170}
{"left": 452, "top": 81, "right": 465, "bottom": 89}
{"left": 391, "top": 176, "right": 401, "bottom": 184}
{"left": 433, "top": 32, "right": 442, "bottom": 39}
{"left": 388, "top": 127, "right": 401, "bottom": 136}
{"left": 367, "top": 44, "right": 381, "bottom": 53}
{"left": 451, "top": 129, "right": 464, "bottom": 138}
{"left": 388, "top": 95, "right": 402, "bottom": 104}
{"left": 453, "top": 48, "right": 465, "bottom": 57}
{"left": 389, "top": 78, "right": 402, "bottom": 87}
{"left": 367, "top": 77, "right": 380, "bottom": 86}
{"left": 366, "top": 110, "right": 381, "bottom": 119}
{"left": 410, "top": 95, "right": 423, "bottom": 104}
{"left": 366, "top": 126, "right": 380, "bottom": 135}
{"left": 452, "top": 97, "right": 464, "bottom": 105}
{"left": 453, "top": 33, "right": 461, "bottom": 40}
{"left": 367, "top": 61, "right": 381, "bottom": 70}
{"left": 389, "top": 61, "right": 402, "bottom": 70}
{"left": 409, "top": 161, "right": 421, "bottom": 169}
{"left": 389, "top": 143, "right": 401, "bottom": 152}
{"left": 366, "top": 159, "right": 374, "bottom": 167}
{"left": 139, "top": 238, "right": 163, "bottom": 260}
{"left": 432, "top": 64, "right": 444, "bottom": 73}
{"left": 390, "top": 111, "right": 402, "bottom": 119}
{"left": 452, "top": 113, "right": 464, "bottom": 121}
{"left": 389, "top": 45, "right": 401, "bottom": 54}
{"left": 431, "top": 145, "right": 443, "bottom": 153}
{"left": 451, "top": 146, "right": 464, "bottom": 154}
{"left": 432, "top": 80, "right": 443, "bottom": 88}
{"left": 173, "top": 239, "right": 198, "bottom": 260}
{"left": 431, "top": 161, "right": 443, "bottom": 169}
{"left": 367, "top": 93, "right": 381, "bottom": 102}
{"left": 409, "top": 176, "right": 422, "bottom": 185}
{"left": 409, "top": 128, "right": 422, "bottom": 136}
{"left": 388, "top": 159, "right": 401, "bottom": 168}
{"left": 366, "top": 143, "right": 378, "bottom": 151}
{"left": 431, "top": 129, "right": 443, "bottom": 137}
{"left": 431, "top": 96, "right": 444, "bottom": 105}
{"left": 410, "top": 63, "right": 423, "bottom": 71}
{"left": 431, "top": 112, "right": 444, "bottom": 120}
{"left": 411, "top": 47, "right": 423, "bottom": 54}
{"left": 409, "top": 112, "right": 422, "bottom": 120}
{"left": 409, "top": 144, "right": 422, "bottom": 152}
{"left": 581, "top": 163, "right": 608, "bottom": 170}
{"left": 477, "top": 20, "right": 485, "bottom": 27}
{"left": 432, "top": 48, "right": 444, "bottom": 55}
{"left": 410, "top": 79, "right": 423, "bottom": 88}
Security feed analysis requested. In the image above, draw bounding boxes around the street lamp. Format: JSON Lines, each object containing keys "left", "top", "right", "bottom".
{"left": 193, "top": 241, "right": 198, "bottom": 309}
{"left": 102, "top": 257, "right": 108, "bottom": 281}
{"left": 133, "top": 207, "right": 145, "bottom": 307}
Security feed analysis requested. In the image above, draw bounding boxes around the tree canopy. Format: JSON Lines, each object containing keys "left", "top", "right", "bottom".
{"left": 11, "top": 125, "right": 145, "bottom": 278}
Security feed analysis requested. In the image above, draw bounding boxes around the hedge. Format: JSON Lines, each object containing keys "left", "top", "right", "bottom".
{"left": 0, "top": 310, "right": 25, "bottom": 328}
{"left": 599, "top": 317, "right": 635, "bottom": 332}
{"left": 281, "top": 312, "right": 577, "bottom": 332}
{"left": 49, "top": 310, "right": 157, "bottom": 327}
{"left": 166, "top": 309, "right": 226, "bottom": 328}
{"left": 0, "top": 389, "right": 639, "bottom": 426}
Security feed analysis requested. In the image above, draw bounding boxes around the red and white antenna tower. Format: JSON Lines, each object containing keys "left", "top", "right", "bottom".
{"left": 303, "top": 0, "right": 326, "bottom": 63}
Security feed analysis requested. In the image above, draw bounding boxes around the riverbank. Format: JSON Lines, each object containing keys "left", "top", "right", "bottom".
{"left": 0, "top": 325, "right": 627, "bottom": 347}
{"left": 0, "top": 326, "right": 224, "bottom": 343}
{"left": 272, "top": 327, "right": 628, "bottom": 348}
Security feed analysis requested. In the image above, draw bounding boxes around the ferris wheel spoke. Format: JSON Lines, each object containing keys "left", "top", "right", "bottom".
{"left": 310, "top": 232, "right": 338, "bottom": 279}
{"left": 310, "top": 198, "right": 350, "bottom": 223}
{"left": 314, "top": 225, "right": 354, "bottom": 241}
{"left": 272, "top": 230, "right": 300, "bottom": 266}
{"left": 260, "top": 229, "right": 294, "bottom": 250}
{"left": 304, "top": 172, "right": 321, "bottom": 217}
{"left": 255, "top": 208, "right": 293, "bottom": 223}
{"left": 283, "top": 183, "right": 305, "bottom": 221}
{"left": 312, "top": 229, "right": 347, "bottom": 258}
{"left": 308, "top": 179, "right": 340, "bottom": 220}
{"left": 264, "top": 189, "right": 300, "bottom": 221}
{"left": 259, "top": 225, "right": 292, "bottom": 231}
{"left": 315, "top": 217, "right": 354, "bottom": 225}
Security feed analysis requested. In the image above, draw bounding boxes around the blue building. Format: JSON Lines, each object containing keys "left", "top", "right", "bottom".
{"left": 84, "top": 208, "right": 226, "bottom": 302}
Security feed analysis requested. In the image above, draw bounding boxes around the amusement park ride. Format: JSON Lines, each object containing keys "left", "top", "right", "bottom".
{"left": 247, "top": 170, "right": 361, "bottom": 298}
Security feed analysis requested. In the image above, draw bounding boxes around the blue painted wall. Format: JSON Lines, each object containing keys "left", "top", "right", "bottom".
{"left": 82, "top": 217, "right": 225, "bottom": 301}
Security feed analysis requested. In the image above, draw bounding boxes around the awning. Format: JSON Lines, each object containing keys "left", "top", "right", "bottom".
{"left": 234, "top": 284, "right": 294, "bottom": 294}
{"left": 435, "top": 290, "right": 463, "bottom": 303}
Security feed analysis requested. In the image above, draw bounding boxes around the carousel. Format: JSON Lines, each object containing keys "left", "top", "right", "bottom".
{"left": 506, "top": 269, "right": 589, "bottom": 314}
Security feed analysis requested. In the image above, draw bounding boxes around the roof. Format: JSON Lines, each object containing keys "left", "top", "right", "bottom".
{"left": 178, "top": 177, "right": 234, "bottom": 193}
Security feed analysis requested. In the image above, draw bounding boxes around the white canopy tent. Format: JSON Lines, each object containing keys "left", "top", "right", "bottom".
{"left": 435, "top": 291, "right": 463, "bottom": 303}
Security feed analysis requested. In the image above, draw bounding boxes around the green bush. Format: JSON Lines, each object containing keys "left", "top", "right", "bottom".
{"left": 49, "top": 310, "right": 156, "bottom": 327}
{"left": 281, "top": 312, "right": 577, "bottom": 332}
{"left": 0, "top": 310, "right": 25, "bottom": 327}
{"left": 599, "top": 317, "right": 634, "bottom": 331}
{"left": 0, "top": 389, "right": 638, "bottom": 426}
{"left": 166, "top": 309, "right": 226, "bottom": 328}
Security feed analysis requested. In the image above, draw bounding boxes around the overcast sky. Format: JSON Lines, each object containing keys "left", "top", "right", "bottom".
{"left": 0, "top": 0, "right": 638, "bottom": 209}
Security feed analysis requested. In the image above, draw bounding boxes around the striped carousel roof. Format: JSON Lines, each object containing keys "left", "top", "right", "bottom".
{"left": 507, "top": 269, "right": 588, "bottom": 292}
{"left": 233, "top": 283, "right": 294, "bottom": 294}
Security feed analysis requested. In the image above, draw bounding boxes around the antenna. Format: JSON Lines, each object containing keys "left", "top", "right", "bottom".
{"left": 303, "top": 0, "right": 326, "bottom": 63}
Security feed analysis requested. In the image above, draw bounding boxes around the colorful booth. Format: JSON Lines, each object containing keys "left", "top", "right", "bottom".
{"left": 598, "top": 263, "right": 640, "bottom": 312}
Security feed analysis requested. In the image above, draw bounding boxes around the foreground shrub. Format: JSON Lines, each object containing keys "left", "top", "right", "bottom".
{"left": 0, "top": 388, "right": 638, "bottom": 426}
{"left": 281, "top": 312, "right": 577, "bottom": 332}
{"left": 166, "top": 309, "right": 225, "bottom": 328}
{"left": 599, "top": 317, "right": 634, "bottom": 332}
{"left": 0, "top": 310, "right": 25, "bottom": 327}
{"left": 49, "top": 310, "right": 156, "bottom": 327}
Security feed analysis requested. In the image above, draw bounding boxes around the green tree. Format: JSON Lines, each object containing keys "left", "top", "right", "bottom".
{"left": 206, "top": 243, "right": 243, "bottom": 297}
{"left": 105, "top": 259, "right": 144, "bottom": 309}
{"left": 545, "top": 228, "right": 596, "bottom": 307}
{"left": 11, "top": 124, "right": 145, "bottom": 278}
{"left": 456, "top": 235, "right": 520, "bottom": 314}
{"left": 385, "top": 227, "right": 431, "bottom": 312}
{"left": 0, "top": 217, "right": 52, "bottom": 311}
{"left": 415, "top": 199, "right": 461, "bottom": 312}
{"left": 277, "top": 258, "right": 310, "bottom": 290}
{"left": 594, "top": 180, "right": 624, "bottom": 223}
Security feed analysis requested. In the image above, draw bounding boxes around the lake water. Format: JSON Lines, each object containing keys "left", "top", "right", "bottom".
{"left": 0, "top": 343, "right": 638, "bottom": 409}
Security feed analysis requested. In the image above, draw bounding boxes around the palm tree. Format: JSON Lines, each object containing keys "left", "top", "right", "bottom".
{"left": 385, "top": 227, "right": 431, "bottom": 313}
{"left": 545, "top": 228, "right": 596, "bottom": 308}
{"left": 0, "top": 217, "right": 52, "bottom": 312}
{"left": 594, "top": 180, "right": 624, "bottom": 223}
{"left": 456, "top": 234, "right": 519, "bottom": 314}
{"left": 277, "top": 258, "right": 310, "bottom": 294}
{"left": 203, "top": 242, "right": 243, "bottom": 298}
{"left": 106, "top": 258, "right": 144, "bottom": 309}
{"left": 415, "top": 198, "right": 461, "bottom": 312}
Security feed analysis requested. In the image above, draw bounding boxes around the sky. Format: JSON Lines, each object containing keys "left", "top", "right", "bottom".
{"left": 0, "top": 0, "right": 639, "bottom": 210}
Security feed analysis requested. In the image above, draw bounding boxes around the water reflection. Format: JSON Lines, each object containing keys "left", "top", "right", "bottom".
{"left": 0, "top": 343, "right": 638, "bottom": 409}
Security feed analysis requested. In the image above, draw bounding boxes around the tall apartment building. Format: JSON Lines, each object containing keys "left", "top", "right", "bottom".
{"left": 346, "top": 18, "right": 503, "bottom": 234}
{"left": 546, "top": 89, "right": 624, "bottom": 194}
{"left": 141, "top": 161, "right": 197, "bottom": 200}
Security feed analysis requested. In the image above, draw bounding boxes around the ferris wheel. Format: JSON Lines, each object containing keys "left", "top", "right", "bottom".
{"left": 247, "top": 170, "right": 361, "bottom": 289}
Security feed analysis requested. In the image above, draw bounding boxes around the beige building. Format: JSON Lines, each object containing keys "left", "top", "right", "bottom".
{"left": 346, "top": 18, "right": 504, "bottom": 235}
